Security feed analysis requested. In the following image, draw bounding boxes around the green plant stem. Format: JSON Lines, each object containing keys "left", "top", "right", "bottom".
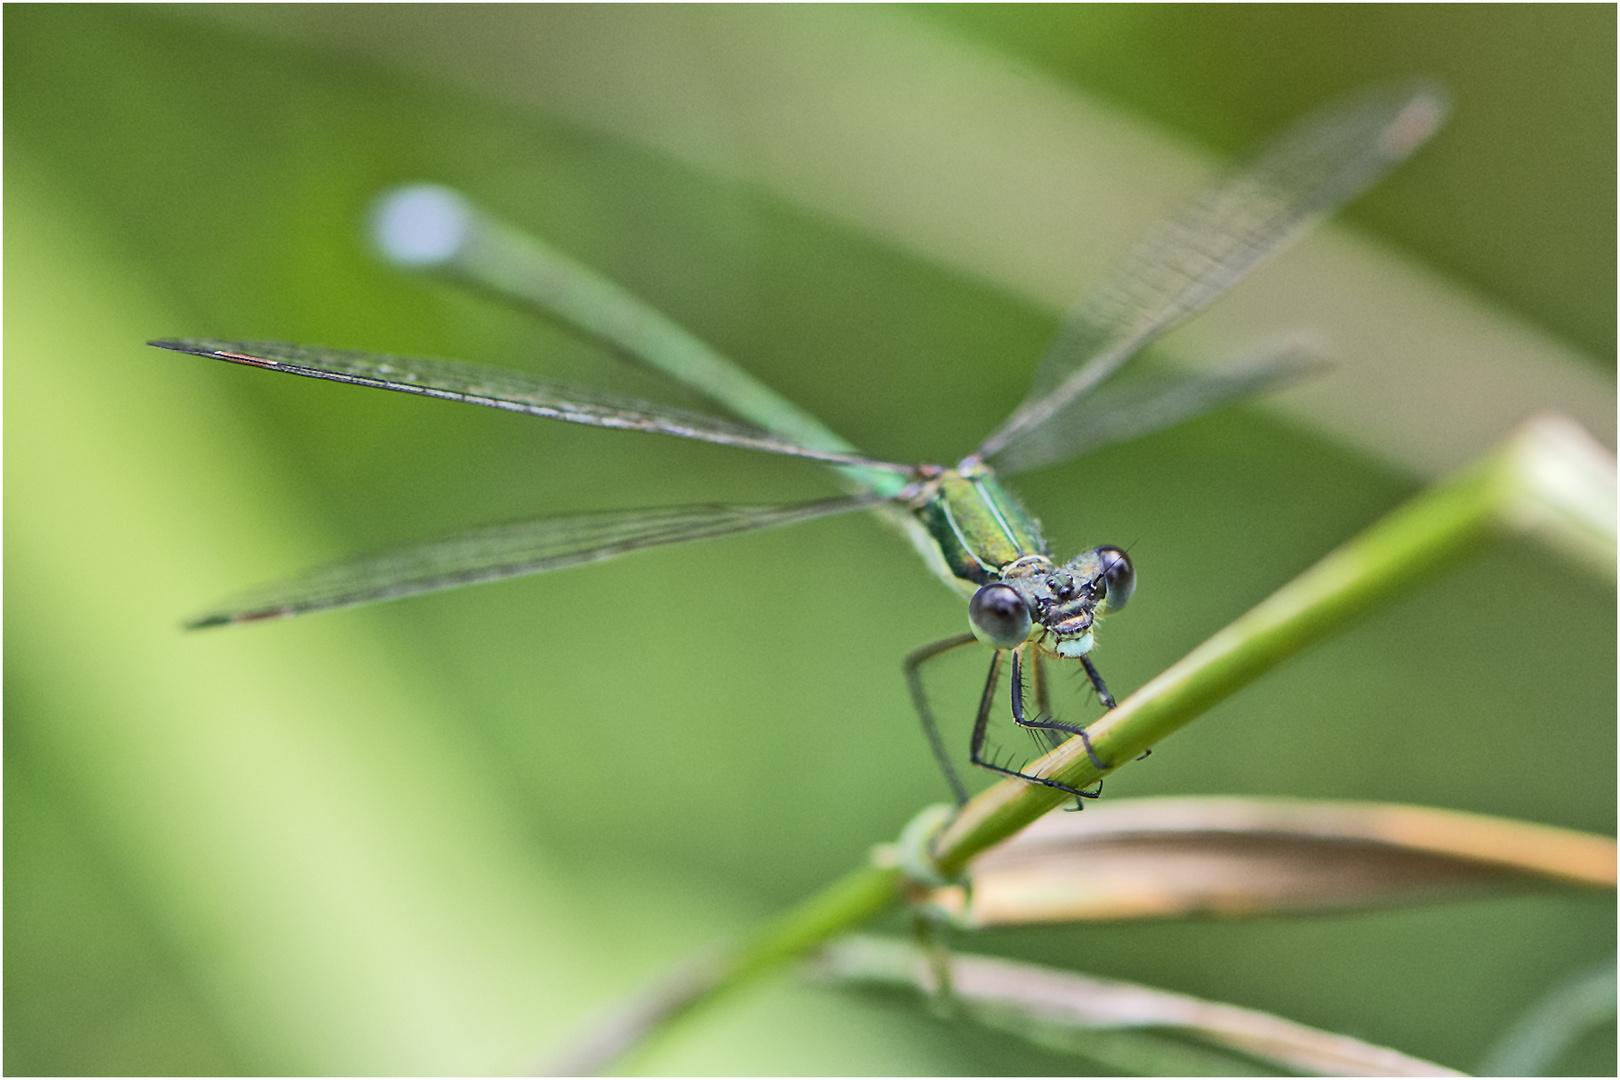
{"left": 548, "top": 864, "right": 904, "bottom": 1075}
{"left": 549, "top": 415, "right": 1614, "bottom": 1074}
{"left": 725, "top": 864, "right": 907, "bottom": 985}
{"left": 934, "top": 414, "right": 1613, "bottom": 868}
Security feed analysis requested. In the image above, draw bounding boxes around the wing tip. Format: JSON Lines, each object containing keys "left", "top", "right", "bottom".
{"left": 148, "top": 338, "right": 223, "bottom": 358}
{"left": 184, "top": 606, "right": 296, "bottom": 630}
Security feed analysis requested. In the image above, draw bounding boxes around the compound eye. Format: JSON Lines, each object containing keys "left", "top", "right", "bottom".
{"left": 1095, "top": 546, "right": 1136, "bottom": 612}
{"left": 968, "top": 583, "right": 1032, "bottom": 649}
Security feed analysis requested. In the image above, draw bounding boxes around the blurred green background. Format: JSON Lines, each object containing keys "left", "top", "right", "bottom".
{"left": 5, "top": 6, "right": 1613, "bottom": 1075}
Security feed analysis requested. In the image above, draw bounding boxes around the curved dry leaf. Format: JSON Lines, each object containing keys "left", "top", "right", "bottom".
{"left": 814, "top": 935, "right": 1464, "bottom": 1077}
{"left": 928, "top": 796, "right": 1615, "bottom": 925}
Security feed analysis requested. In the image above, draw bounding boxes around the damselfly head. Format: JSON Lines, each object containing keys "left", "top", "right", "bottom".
{"left": 974, "top": 545, "right": 1136, "bottom": 657}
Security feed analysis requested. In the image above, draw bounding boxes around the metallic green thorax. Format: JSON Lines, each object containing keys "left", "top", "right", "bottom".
{"left": 911, "top": 463, "right": 1048, "bottom": 587}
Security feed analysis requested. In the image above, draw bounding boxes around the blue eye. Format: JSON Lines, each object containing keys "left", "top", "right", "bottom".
{"left": 1095, "top": 546, "right": 1135, "bottom": 612}
{"left": 969, "top": 583, "right": 1032, "bottom": 649}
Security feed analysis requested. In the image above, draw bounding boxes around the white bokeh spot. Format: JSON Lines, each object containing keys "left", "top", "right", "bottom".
{"left": 370, "top": 184, "right": 470, "bottom": 267}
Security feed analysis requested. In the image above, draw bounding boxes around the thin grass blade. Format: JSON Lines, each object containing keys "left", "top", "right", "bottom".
{"left": 813, "top": 935, "right": 1464, "bottom": 1076}
{"left": 1477, "top": 956, "right": 1617, "bottom": 1076}
{"left": 369, "top": 185, "right": 910, "bottom": 496}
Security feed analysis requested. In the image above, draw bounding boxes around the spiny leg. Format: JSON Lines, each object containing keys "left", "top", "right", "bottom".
{"left": 1030, "top": 649, "right": 1061, "bottom": 752}
{"left": 1028, "top": 650, "right": 1090, "bottom": 812}
{"left": 1012, "top": 649, "right": 1109, "bottom": 774}
{"left": 1081, "top": 651, "right": 1152, "bottom": 761}
{"left": 904, "top": 633, "right": 978, "bottom": 805}
{"left": 970, "top": 649, "right": 1101, "bottom": 802}
{"left": 1080, "top": 654, "right": 1117, "bottom": 709}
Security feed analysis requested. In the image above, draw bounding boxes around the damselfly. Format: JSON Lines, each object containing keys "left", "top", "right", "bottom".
{"left": 153, "top": 83, "right": 1446, "bottom": 805}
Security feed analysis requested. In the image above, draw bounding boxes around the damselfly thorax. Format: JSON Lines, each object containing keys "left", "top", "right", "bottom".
{"left": 901, "top": 458, "right": 1134, "bottom": 658}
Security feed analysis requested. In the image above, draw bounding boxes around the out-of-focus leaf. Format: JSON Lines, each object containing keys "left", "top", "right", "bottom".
{"left": 1477, "top": 956, "right": 1617, "bottom": 1076}
{"left": 927, "top": 797, "right": 1616, "bottom": 925}
{"left": 813, "top": 935, "right": 1464, "bottom": 1076}
{"left": 1498, "top": 413, "right": 1617, "bottom": 581}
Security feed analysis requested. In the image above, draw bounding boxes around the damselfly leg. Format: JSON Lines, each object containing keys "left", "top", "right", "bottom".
{"left": 903, "top": 633, "right": 978, "bottom": 805}
{"left": 1079, "top": 654, "right": 1116, "bottom": 709}
{"left": 906, "top": 638, "right": 1114, "bottom": 806}
{"left": 959, "top": 649, "right": 1104, "bottom": 806}
{"left": 1011, "top": 648, "right": 1107, "bottom": 809}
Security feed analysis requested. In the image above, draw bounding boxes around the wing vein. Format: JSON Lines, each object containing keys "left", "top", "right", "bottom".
{"left": 977, "top": 82, "right": 1447, "bottom": 463}
{"left": 151, "top": 339, "right": 912, "bottom": 472}
{"left": 187, "top": 494, "right": 886, "bottom": 627}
